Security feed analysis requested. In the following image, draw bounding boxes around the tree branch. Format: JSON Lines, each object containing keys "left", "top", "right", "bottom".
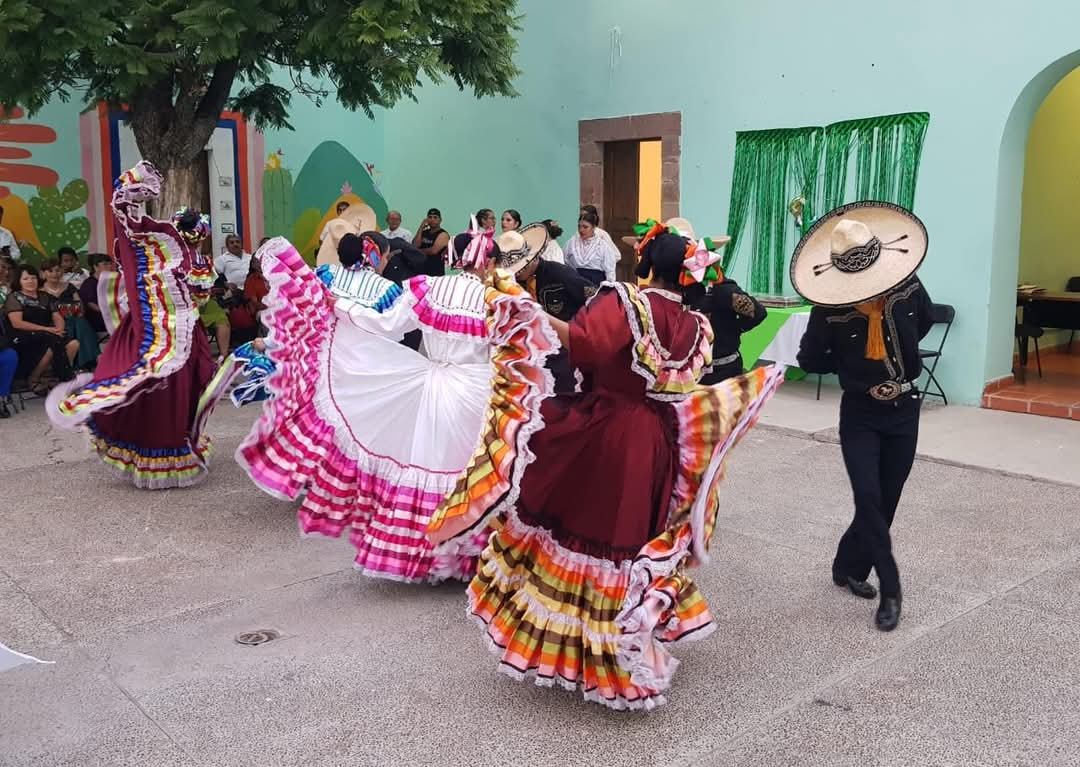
{"left": 196, "top": 59, "right": 239, "bottom": 122}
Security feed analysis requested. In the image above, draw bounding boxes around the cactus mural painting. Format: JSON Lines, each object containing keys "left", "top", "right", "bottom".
{"left": 261, "top": 140, "right": 387, "bottom": 263}
{"left": 28, "top": 180, "right": 91, "bottom": 257}
{"left": 0, "top": 107, "right": 60, "bottom": 197}
{"left": 263, "top": 150, "right": 294, "bottom": 238}
{"left": 0, "top": 106, "right": 86, "bottom": 259}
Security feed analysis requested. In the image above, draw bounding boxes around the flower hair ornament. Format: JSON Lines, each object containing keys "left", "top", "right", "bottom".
{"left": 171, "top": 207, "right": 211, "bottom": 244}
{"left": 630, "top": 219, "right": 724, "bottom": 286}
{"left": 631, "top": 219, "right": 674, "bottom": 259}
{"left": 360, "top": 234, "right": 382, "bottom": 269}
{"left": 450, "top": 215, "right": 496, "bottom": 270}
{"left": 680, "top": 237, "right": 723, "bottom": 287}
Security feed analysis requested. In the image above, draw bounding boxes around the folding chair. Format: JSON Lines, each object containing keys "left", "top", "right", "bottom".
{"left": 918, "top": 303, "right": 955, "bottom": 404}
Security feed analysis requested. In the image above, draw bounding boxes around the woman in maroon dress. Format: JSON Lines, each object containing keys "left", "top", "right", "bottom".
{"left": 46, "top": 162, "right": 222, "bottom": 488}
{"left": 429, "top": 225, "right": 784, "bottom": 710}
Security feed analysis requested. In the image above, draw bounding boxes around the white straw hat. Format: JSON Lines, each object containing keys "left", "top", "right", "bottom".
{"left": 496, "top": 228, "right": 545, "bottom": 274}
{"left": 316, "top": 203, "right": 377, "bottom": 267}
{"left": 789, "top": 201, "right": 927, "bottom": 307}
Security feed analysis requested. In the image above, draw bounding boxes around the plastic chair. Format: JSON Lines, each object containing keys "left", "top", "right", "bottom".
{"left": 919, "top": 303, "right": 955, "bottom": 404}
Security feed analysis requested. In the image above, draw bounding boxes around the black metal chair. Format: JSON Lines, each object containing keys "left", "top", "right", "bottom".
{"left": 919, "top": 303, "right": 955, "bottom": 404}
{"left": 1067, "top": 276, "right": 1080, "bottom": 352}
{"left": 1015, "top": 321, "right": 1044, "bottom": 378}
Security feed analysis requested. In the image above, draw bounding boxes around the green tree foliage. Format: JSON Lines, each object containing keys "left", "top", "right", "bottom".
{"left": 0, "top": 0, "right": 520, "bottom": 206}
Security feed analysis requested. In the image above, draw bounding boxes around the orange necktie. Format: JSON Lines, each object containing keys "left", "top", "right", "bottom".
{"left": 855, "top": 298, "right": 887, "bottom": 361}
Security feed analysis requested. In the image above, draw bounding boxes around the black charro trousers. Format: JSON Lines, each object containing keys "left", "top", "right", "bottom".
{"left": 833, "top": 392, "right": 921, "bottom": 599}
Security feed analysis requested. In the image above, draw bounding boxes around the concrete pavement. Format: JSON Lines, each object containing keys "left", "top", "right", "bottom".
{"left": 1, "top": 391, "right": 1078, "bottom": 766}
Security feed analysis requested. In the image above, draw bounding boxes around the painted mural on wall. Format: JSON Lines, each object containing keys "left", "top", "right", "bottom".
{"left": 0, "top": 107, "right": 92, "bottom": 262}
{"left": 4, "top": 104, "right": 384, "bottom": 264}
{"left": 263, "top": 141, "right": 388, "bottom": 263}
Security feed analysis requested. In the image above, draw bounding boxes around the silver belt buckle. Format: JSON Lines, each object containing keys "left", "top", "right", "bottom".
{"left": 869, "top": 381, "right": 911, "bottom": 401}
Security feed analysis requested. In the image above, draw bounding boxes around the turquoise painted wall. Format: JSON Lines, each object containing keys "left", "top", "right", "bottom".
{"left": 267, "top": 71, "right": 385, "bottom": 187}
{"left": 382, "top": 0, "right": 1080, "bottom": 405}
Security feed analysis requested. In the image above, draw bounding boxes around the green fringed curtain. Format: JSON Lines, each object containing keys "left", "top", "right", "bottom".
{"left": 725, "top": 111, "right": 929, "bottom": 296}
{"left": 722, "top": 135, "right": 756, "bottom": 275}
{"left": 822, "top": 112, "right": 930, "bottom": 211}
{"left": 723, "top": 127, "right": 822, "bottom": 294}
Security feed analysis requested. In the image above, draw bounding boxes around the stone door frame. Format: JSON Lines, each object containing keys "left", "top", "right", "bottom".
{"left": 578, "top": 111, "right": 681, "bottom": 222}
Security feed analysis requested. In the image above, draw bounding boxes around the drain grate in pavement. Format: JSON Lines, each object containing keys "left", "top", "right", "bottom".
{"left": 234, "top": 629, "right": 280, "bottom": 646}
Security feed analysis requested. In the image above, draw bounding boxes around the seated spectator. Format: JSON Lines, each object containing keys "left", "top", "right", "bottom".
{"left": 541, "top": 219, "right": 566, "bottom": 264}
{"left": 0, "top": 205, "right": 21, "bottom": 261}
{"left": 40, "top": 257, "right": 101, "bottom": 371}
{"left": 381, "top": 210, "right": 412, "bottom": 242}
{"left": 79, "top": 254, "right": 114, "bottom": 334}
{"left": 201, "top": 280, "right": 232, "bottom": 362}
{"left": 0, "top": 256, "right": 14, "bottom": 303}
{"left": 0, "top": 313, "right": 16, "bottom": 418}
{"left": 243, "top": 256, "right": 270, "bottom": 336}
{"left": 214, "top": 234, "right": 252, "bottom": 289}
{"left": 3, "top": 264, "right": 78, "bottom": 395}
{"left": 412, "top": 208, "right": 449, "bottom": 276}
{"left": 59, "top": 247, "right": 89, "bottom": 288}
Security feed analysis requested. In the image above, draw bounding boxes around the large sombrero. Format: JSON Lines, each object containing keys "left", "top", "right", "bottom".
{"left": 496, "top": 224, "right": 548, "bottom": 274}
{"left": 790, "top": 201, "right": 927, "bottom": 307}
{"left": 316, "top": 203, "right": 377, "bottom": 267}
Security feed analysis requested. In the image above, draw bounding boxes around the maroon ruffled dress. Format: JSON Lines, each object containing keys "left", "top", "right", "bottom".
{"left": 46, "top": 162, "right": 220, "bottom": 488}
{"left": 429, "top": 283, "right": 784, "bottom": 710}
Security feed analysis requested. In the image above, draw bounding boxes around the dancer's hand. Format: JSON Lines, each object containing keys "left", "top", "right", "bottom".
{"left": 325, "top": 293, "right": 337, "bottom": 311}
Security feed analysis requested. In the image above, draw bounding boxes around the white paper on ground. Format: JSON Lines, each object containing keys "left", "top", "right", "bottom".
{"left": 0, "top": 640, "right": 54, "bottom": 672}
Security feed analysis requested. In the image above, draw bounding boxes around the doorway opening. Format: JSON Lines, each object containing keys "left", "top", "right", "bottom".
{"left": 579, "top": 113, "right": 681, "bottom": 282}
{"left": 600, "top": 140, "right": 663, "bottom": 281}
{"left": 985, "top": 65, "right": 1080, "bottom": 420}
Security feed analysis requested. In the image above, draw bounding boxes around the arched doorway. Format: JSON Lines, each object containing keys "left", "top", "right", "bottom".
{"left": 984, "top": 52, "right": 1080, "bottom": 420}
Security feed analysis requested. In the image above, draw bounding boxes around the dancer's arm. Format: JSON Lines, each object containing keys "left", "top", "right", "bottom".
{"left": 336, "top": 283, "right": 419, "bottom": 341}
{"left": 796, "top": 308, "right": 835, "bottom": 374}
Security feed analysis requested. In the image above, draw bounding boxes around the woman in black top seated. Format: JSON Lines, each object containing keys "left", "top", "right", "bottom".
{"left": 3, "top": 264, "right": 79, "bottom": 394}
{"left": 40, "top": 257, "right": 101, "bottom": 371}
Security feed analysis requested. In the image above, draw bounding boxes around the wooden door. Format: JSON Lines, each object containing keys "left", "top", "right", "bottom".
{"left": 603, "top": 141, "right": 640, "bottom": 282}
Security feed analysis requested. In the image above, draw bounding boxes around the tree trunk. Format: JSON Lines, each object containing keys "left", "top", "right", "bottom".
{"left": 152, "top": 164, "right": 208, "bottom": 224}
{"left": 126, "top": 61, "right": 239, "bottom": 221}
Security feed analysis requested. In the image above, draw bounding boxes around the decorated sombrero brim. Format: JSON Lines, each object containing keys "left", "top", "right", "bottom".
{"left": 316, "top": 203, "right": 377, "bottom": 267}
{"left": 789, "top": 201, "right": 927, "bottom": 307}
{"left": 497, "top": 226, "right": 545, "bottom": 274}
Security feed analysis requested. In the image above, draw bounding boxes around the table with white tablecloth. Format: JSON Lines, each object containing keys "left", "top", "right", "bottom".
{"left": 739, "top": 305, "right": 812, "bottom": 379}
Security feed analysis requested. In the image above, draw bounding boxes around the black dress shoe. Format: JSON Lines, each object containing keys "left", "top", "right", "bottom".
{"left": 875, "top": 594, "right": 902, "bottom": 632}
{"left": 832, "top": 570, "right": 877, "bottom": 599}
